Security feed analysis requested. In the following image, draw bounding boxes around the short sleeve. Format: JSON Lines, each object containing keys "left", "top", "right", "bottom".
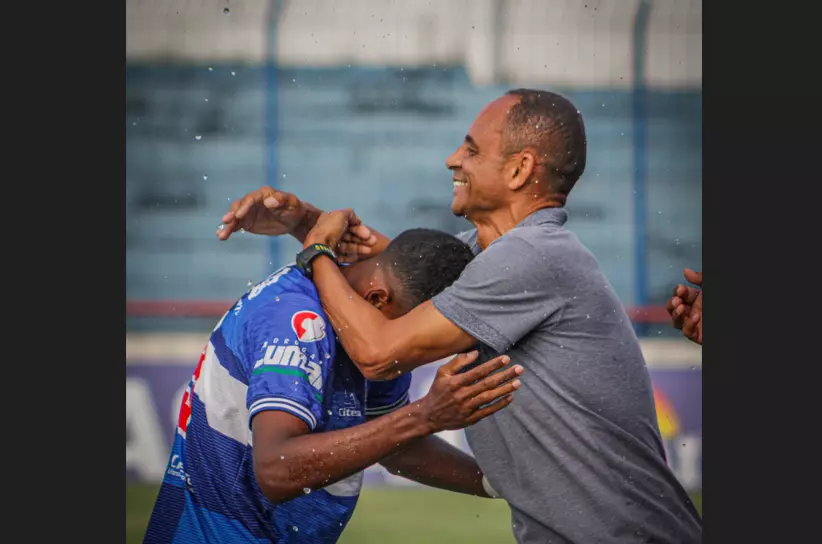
{"left": 240, "top": 296, "right": 334, "bottom": 431}
{"left": 454, "top": 229, "right": 480, "bottom": 255}
{"left": 431, "top": 235, "right": 565, "bottom": 353}
{"left": 365, "top": 373, "right": 412, "bottom": 418}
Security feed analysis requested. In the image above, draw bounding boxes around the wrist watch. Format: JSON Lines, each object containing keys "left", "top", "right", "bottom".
{"left": 296, "top": 243, "right": 338, "bottom": 279}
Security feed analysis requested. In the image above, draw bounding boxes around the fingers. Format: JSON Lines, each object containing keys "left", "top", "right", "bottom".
{"left": 463, "top": 364, "right": 524, "bottom": 403}
{"left": 465, "top": 394, "right": 514, "bottom": 425}
{"left": 348, "top": 224, "right": 375, "bottom": 244}
{"left": 455, "top": 354, "right": 512, "bottom": 385}
{"left": 441, "top": 351, "right": 480, "bottom": 375}
{"left": 684, "top": 268, "right": 702, "bottom": 286}
{"left": 681, "top": 311, "right": 701, "bottom": 343}
{"left": 467, "top": 377, "right": 521, "bottom": 410}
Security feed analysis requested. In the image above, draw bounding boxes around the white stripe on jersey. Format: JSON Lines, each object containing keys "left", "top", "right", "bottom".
{"left": 249, "top": 398, "right": 318, "bottom": 430}
{"left": 196, "top": 341, "right": 252, "bottom": 445}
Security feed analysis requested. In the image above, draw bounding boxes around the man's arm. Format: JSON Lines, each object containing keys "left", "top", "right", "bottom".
{"left": 252, "top": 352, "right": 521, "bottom": 503}
{"left": 303, "top": 210, "right": 564, "bottom": 380}
{"left": 377, "top": 434, "right": 491, "bottom": 497}
{"left": 312, "top": 256, "right": 476, "bottom": 379}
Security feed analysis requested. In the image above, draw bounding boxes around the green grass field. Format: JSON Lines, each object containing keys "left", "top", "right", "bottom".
{"left": 127, "top": 484, "right": 702, "bottom": 543}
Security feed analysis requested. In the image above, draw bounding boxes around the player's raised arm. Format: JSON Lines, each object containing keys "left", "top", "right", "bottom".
{"left": 251, "top": 351, "right": 521, "bottom": 503}
{"left": 216, "top": 185, "right": 388, "bottom": 262}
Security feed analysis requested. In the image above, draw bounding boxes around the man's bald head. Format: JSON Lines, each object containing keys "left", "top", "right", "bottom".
{"left": 501, "top": 89, "right": 587, "bottom": 200}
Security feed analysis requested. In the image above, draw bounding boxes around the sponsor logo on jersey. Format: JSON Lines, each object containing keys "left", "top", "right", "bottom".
{"left": 254, "top": 344, "right": 324, "bottom": 393}
{"left": 291, "top": 310, "right": 327, "bottom": 342}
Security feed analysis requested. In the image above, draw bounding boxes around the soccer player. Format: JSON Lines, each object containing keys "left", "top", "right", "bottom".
{"left": 143, "top": 228, "right": 521, "bottom": 543}
{"left": 666, "top": 268, "right": 703, "bottom": 345}
{"left": 218, "top": 89, "right": 703, "bottom": 543}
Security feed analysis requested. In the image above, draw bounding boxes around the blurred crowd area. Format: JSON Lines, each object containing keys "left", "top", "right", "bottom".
{"left": 126, "top": 0, "right": 701, "bottom": 335}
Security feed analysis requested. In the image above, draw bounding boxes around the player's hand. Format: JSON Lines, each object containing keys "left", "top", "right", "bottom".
{"left": 217, "top": 186, "right": 312, "bottom": 241}
{"left": 337, "top": 227, "right": 379, "bottom": 264}
{"left": 419, "top": 351, "right": 522, "bottom": 432}
{"left": 666, "top": 268, "right": 702, "bottom": 345}
{"left": 304, "top": 209, "right": 363, "bottom": 252}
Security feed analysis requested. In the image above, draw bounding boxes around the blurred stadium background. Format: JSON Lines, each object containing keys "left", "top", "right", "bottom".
{"left": 126, "top": 0, "right": 702, "bottom": 542}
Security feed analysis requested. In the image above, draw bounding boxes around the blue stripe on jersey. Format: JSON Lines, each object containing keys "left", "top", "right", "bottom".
{"left": 210, "top": 327, "right": 248, "bottom": 386}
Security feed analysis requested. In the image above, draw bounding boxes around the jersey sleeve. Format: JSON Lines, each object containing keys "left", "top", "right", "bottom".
{"left": 365, "top": 373, "right": 412, "bottom": 418}
{"left": 239, "top": 295, "right": 334, "bottom": 431}
{"left": 431, "top": 235, "right": 565, "bottom": 353}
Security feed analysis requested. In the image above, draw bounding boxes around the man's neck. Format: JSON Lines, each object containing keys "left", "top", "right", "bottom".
{"left": 469, "top": 200, "right": 562, "bottom": 250}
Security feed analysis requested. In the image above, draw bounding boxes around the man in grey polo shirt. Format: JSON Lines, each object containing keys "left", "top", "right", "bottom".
{"left": 219, "top": 89, "right": 702, "bottom": 543}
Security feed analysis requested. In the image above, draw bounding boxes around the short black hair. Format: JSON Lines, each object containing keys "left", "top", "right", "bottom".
{"left": 378, "top": 228, "right": 474, "bottom": 310}
{"left": 502, "top": 89, "right": 587, "bottom": 198}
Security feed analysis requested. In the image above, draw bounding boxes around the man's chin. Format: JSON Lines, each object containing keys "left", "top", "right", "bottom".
{"left": 451, "top": 199, "right": 467, "bottom": 217}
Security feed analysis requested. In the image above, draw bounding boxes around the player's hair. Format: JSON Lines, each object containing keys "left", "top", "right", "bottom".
{"left": 502, "top": 88, "right": 587, "bottom": 199}
{"left": 379, "top": 228, "right": 474, "bottom": 310}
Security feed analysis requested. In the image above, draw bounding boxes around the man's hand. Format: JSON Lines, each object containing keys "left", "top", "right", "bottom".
{"left": 304, "top": 209, "right": 363, "bottom": 251}
{"left": 666, "top": 268, "right": 702, "bottom": 345}
{"left": 217, "top": 187, "right": 313, "bottom": 241}
{"left": 418, "top": 351, "right": 522, "bottom": 432}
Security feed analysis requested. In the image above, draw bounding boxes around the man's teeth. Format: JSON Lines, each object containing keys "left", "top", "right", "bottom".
{"left": 453, "top": 181, "right": 467, "bottom": 187}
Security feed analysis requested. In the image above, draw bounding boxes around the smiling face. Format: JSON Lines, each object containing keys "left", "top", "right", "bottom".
{"left": 445, "top": 95, "right": 520, "bottom": 218}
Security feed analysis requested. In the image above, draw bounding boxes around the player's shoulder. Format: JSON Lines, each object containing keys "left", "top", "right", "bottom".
{"left": 241, "top": 265, "right": 319, "bottom": 309}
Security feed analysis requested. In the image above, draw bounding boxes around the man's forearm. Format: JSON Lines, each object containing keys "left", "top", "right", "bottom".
{"left": 309, "top": 256, "right": 407, "bottom": 371}
{"left": 379, "top": 435, "right": 489, "bottom": 497}
{"left": 256, "top": 403, "right": 432, "bottom": 503}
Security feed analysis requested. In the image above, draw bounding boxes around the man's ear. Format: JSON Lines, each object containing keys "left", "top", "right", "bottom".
{"left": 507, "top": 148, "right": 537, "bottom": 191}
{"left": 364, "top": 288, "right": 390, "bottom": 310}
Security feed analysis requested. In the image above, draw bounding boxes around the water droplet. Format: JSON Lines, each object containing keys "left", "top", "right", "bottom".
{"left": 327, "top": 410, "right": 333, "bottom": 415}
{"left": 195, "top": 135, "right": 202, "bottom": 140}
{"left": 657, "top": 210, "right": 662, "bottom": 214}
{"left": 239, "top": 228, "right": 246, "bottom": 233}
{"left": 204, "top": 98, "right": 209, "bottom": 102}
{"left": 586, "top": 314, "right": 590, "bottom": 319}
{"left": 203, "top": 175, "right": 208, "bottom": 180}
{"left": 132, "top": 121, "right": 136, "bottom": 126}
{"left": 217, "top": 224, "right": 225, "bottom": 231}
{"left": 208, "top": 67, "right": 213, "bottom": 71}
{"left": 292, "top": 78, "right": 296, "bottom": 83}
{"left": 324, "top": 353, "right": 331, "bottom": 359}
{"left": 601, "top": 103, "right": 605, "bottom": 107}
{"left": 303, "top": 487, "right": 311, "bottom": 494}
{"left": 231, "top": 71, "right": 236, "bottom": 76}
{"left": 275, "top": 296, "right": 280, "bottom": 302}
{"left": 280, "top": 455, "right": 285, "bottom": 460}
{"left": 293, "top": 526, "right": 299, "bottom": 532}
{"left": 247, "top": 280, "right": 253, "bottom": 287}
{"left": 223, "top": 7, "right": 230, "bottom": 15}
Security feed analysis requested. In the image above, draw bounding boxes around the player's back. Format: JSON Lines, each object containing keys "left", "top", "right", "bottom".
{"left": 143, "top": 265, "right": 379, "bottom": 543}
